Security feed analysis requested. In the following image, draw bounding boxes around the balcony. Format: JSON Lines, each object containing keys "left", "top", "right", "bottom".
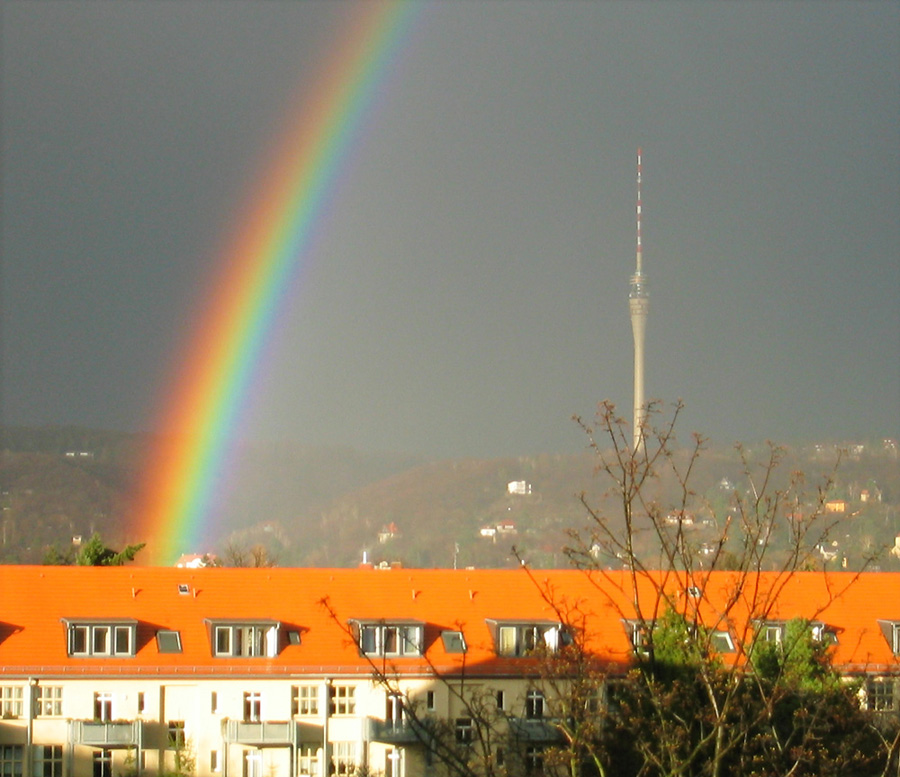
{"left": 70, "top": 720, "right": 142, "bottom": 747}
{"left": 224, "top": 720, "right": 297, "bottom": 746}
{"left": 369, "top": 718, "right": 424, "bottom": 745}
{"left": 508, "top": 718, "right": 562, "bottom": 743}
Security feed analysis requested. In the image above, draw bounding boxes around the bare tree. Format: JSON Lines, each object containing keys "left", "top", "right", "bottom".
{"left": 222, "top": 541, "right": 278, "bottom": 567}
{"left": 544, "top": 399, "right": 895, "bottom": 777}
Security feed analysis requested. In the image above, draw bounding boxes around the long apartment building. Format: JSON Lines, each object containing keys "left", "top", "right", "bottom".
{"left": 1, "top": 565, "right": 899, "bottom": 777}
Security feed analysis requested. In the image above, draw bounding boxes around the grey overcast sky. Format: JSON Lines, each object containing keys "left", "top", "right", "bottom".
{"left": 1, "top": 1, "right": 898, "bottom": 459}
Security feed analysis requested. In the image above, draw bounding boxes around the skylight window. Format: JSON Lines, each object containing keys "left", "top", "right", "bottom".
{"left": 710, "top": 630, "right": 735, "bottom": 653}
{"left": 441, "top": 630, "right": 467, "bottom": 653}
{"left": 877, "top": 620, "right": 900, "bottom": 655}
{"left": 156, "top": 630, "right": 183, "bottom": 654}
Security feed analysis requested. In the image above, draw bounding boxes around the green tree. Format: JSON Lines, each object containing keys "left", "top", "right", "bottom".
{"left": 74, "top": 532, "right": 145, "bottom": 566}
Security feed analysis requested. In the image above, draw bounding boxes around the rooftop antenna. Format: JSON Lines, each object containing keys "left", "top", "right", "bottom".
{"left": 629, "top": 148, "right": 649, "bottom": 452}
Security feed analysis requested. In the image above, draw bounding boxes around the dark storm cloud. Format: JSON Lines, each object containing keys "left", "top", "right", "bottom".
{"left": 2, "top": 1, "right": 897, "bottom": 457}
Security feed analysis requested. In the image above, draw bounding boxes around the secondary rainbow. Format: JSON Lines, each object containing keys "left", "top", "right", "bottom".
{"left": 133, "top": 2, "right": 420, "bottom": 563}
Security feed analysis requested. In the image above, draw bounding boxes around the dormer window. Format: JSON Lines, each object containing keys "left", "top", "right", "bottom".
{"left": 488, "top": 620, "right": 566, "bottom": 657}
{"left": 624, "top": 620, "right": 652, "bottom": 656}
{"left": 810, "top": 621, "right": 838, "bottom": 645}
{"left": 351, "top": 620, "right": 424, "bottom": 657}
{"left": 206, "top": 620, "right": 280, "bottom": 657}
{"left": 758, "top": 621, "right": 785, "bottom": 644}
{"left": 63, "top": 619, "right": 137, "bottom": 657}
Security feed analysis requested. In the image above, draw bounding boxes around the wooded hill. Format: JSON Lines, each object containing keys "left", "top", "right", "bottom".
{"left": 1, "top": 425, "right": 897, "bottom": 569}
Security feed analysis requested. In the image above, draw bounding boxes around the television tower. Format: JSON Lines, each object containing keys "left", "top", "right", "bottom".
{"left": 629, "top": 148, "right": 648, "bottom": 452}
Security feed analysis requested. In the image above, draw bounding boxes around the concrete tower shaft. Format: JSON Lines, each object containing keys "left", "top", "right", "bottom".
{"left": 629, "top": 149, "right": 648, "bottom": 452}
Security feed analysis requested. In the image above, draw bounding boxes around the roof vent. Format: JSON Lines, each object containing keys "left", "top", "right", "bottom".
{"left": 177, "top": 584, "right": 191, "bottom": 595}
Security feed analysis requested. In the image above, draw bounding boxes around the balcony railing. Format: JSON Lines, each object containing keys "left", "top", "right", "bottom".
{"left": 369, "top": 718, "right": 424, "bottom": 744}
{"left": 224, "top": 720, "right": 297, "bottom": 746}
{"left": 70, "top": 720, "right": 142, "bottom": 747}
{"left": 508, "top": 718, "right": 562, "bottom": 743}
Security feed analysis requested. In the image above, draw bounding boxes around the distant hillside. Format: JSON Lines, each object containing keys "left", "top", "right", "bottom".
{"left": 1, "top": 426, "right": 897, "bottom": 570}
{"left": 266, "top": 453, "right": 601, "bottom": 568}
{"left": 220, "top": 440, "right": 900, "bottom": 571}
{"left": 0, "top": 426, "right": 424, "bottom": 563}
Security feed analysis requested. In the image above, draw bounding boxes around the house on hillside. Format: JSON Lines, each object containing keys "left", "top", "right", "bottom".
{"left": 377, "top": 522, "right": 399, "bottom": 544}
{"left": 507, "top": 481, "right": 532, "bottom": 496}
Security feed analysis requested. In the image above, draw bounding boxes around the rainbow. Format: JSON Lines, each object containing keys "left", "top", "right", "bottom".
{"left": 133, "top": 1, "right": 420, "bottom": 564}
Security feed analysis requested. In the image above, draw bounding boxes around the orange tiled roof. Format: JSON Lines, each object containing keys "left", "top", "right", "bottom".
{"left": 0, "top": 566, "right": 897, "bottom": 678}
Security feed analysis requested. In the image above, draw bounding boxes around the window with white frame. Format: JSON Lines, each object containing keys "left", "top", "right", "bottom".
{"left": 492, "top": 621, "right": 565, "bottom": 657}
{"left": 0, "top": 687, "right": 23, "bottom": 718}
{"left": 35, "top": 686, "right": 62, "bottom": 716}
{"left": 455, "top": 717, "right": 473, "bottom": 744}
{"left": 525, "top": 745, "right": 544, "bottom": 774}
{"left": 0, "top": 745, "right": 23, "bottom": 777}
{"left": 329, "top": 685, "right": 356, "bottom": 716}
{"left": 296, "top": 746, "right": 318, "bottom": 776}
{"left": 94, "top": 692, "right": 113, "bottom": 722}
{"left": 331, "top": 743, "right": 356, "bottom": 776}
{"left": 243, "top": 750, "right": 262, "bottom": 777}
{"left": 525, "top": 690, "right": 544, "bottom": 719}
{"left": 243, "top": 692, "right": 261, "bottom": 722}
{"left": 167, "top": 721, "right": 186, "bottom": 750}
{"left": 210, "top": 621, "right": 279, "bottom": 658}
{"left": 354, "top": 621, "right": 424, "bottom": 657}
{"left": 809, "top": 622, "right": 838, "bottom": 645}
{"left": 92, "top": 749, "right": 112, "bottom": 777}
{"left": 385, "top": 748, "right": 402, "bottom": 777}
{"left": 64, "top": 621, "right": 136, "bottom": 657}
{"left": 625, "top": 620, "right": 652, "bottom": 656}
{"left": 291, "top": 685, "right": 318, "bottom": 716}
{"left": 759, "top": 621, "right": 785, "bottom": 644}
{"left": 385, "top": 693, "right": 404, "bottom": 729}
{"left": 33, "top": 745, "right": 63, "bottom": 777}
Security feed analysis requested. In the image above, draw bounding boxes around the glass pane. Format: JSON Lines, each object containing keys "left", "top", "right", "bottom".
{"left": 383, "top": 627, "right": 398, "bottom": 654}
{"left": 216, "top": 628, "right": 231, "bottom": 655}
{"left": 93, "top": 628, "right": 109, "bottom": 654}
{"left": 72, "top": 627, "right": 88, "bottom": 654}
{"left": 114, "top": 627, "right": 131, "bottom": 654}
{"left": 361, "top": 627, "right": 377, "bottom": 654}
{"left": 498, "top": 627, "right": 516, "bottom": 656}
